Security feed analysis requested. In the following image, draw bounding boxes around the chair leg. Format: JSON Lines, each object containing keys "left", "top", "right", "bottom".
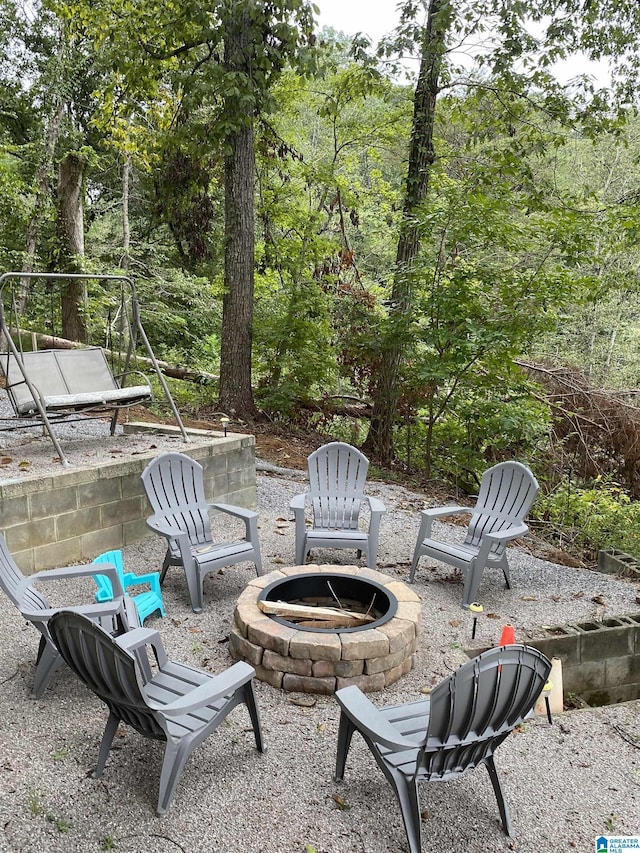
{"left": 501, "top": 555, "right": 512, "bottom": 589}
{"left": 32, "top": 637, "right": 61, "bottom": 699}
{"left": 388, "top": 770, "right": 423, "bottom": 853}
{"left": 484, "top": 754, "right": 514, "bottom": 836}
{"left": 243, "top": 681, "right": 265, "bottom": 752}
{"left": 294, "top": 531, "right": 308, "bottom": 567}
{"left": 334, "top": 711, "right": 356, "bottom": 782}
{"left": 157, "top": 739, "right": 192, "bottom": 815}
{"left": 93, "top": 712, "right": 120, "bottom": 778}
{"left": 408, "top": 550, "right": 421, "bottom": 583}
{"left": 159, "top": 550, "right": 172, "bottom": 585}
{"left": 461, "top": 560, "right": 484, "bottom": 609}
{"left": 184, "top": 564, "right": 204, "bottom": 613}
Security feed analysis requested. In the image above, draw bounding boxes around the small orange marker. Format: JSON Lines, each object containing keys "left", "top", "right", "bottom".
{"left": 499, "top": 624, "right": 515, "bottom": 646}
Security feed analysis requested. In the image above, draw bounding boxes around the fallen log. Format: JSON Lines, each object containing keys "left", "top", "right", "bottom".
{"left": 9, "top": 328, "right": 218, "bottom": 385}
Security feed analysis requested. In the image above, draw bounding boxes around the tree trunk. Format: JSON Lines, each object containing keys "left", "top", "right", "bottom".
{"left": 57, "top": 151, "right": 88, "bottom": 342}
{"left": 363, "top": 0, "right": 449, "bottom": 465}
{"left": 19, "top": 100, "right": 66, "bottom": 311}
{"left": 218, "top": 10, "right": 257, "bottom": 419}
{"left": 121, "top": 153, "right": 131, "bottom": 269}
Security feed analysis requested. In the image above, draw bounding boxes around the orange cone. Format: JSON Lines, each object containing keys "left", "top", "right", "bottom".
{"left": 499, "top": 624, "right": 515, "bottom": 646}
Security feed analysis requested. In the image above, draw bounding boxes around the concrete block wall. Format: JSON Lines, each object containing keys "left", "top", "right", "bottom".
{"left": 531, "top": 615, "right": 640, "bottom": 706}
{"left": 0, "top": 433, "right": 256, "bottom": 573}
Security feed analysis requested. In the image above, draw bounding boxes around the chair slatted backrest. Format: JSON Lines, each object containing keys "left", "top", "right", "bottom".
{"left": 49, "top": 610, "right": 164, "bottom": 739}
{"left": 421, "top": 645, "right": 551, "bottom": 781}
{"left": 465, "top": 462, "right": 539, "bottom": 555}
{"left": 0, "top": 534, "right": 48, "bottom": 612}
{"left": 308, "top": 442, "right": 369, "bottom": 531}
{"left": 141, "top": 452, "right": 213, "bottom": 547}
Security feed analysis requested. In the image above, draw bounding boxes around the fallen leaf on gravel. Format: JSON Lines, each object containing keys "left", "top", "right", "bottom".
{"left": 420, "top": 810, "right": 430, "bottom": 822}
{"left": 591, "top": 595, "right": 606, "bottom": 605}
{"left": 275, "top": 529, "right": 287, "bottom": 535}
{"left": 332, "top": 794, "right": 350, "bottom": 810}
{"left": 289, "top": 695, "right": 316, "bottom": 708}
{"left": 486, "top": 612, "right": 499, "bottom": 619}
{"left": 1, "top": 457, "right": 12, "bottom": 464}
{"left": 571, "top": 591, "right": 585, "bottom": 599}
{"left": 18, "top": 460, "right": 31, "bottom": 469}
{"left": 188, "top": 627, "right": 202, "bottom": 634}
{"left": 551, "top": 594, "right": 561, "bottom": 602}
{"left": 420, "top": 686, "right": 432, "bottom": 694}
{"left": 273, "top": 557, "right": 285, "bottom": 564}
{"left": 449, "top": 619, "right": 461, "bottom": 627}
{"left": 520, "top": 595, "right": 538, "bottom": 601}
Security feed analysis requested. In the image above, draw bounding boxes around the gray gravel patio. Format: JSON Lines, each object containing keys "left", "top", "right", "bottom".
{"left": 0, "top": 432, "right": 639, "bottom": 852}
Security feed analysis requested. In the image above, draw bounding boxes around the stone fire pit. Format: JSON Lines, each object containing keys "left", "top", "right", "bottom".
{"left": 229, "top": 565, "right": 422, "bottom": 693}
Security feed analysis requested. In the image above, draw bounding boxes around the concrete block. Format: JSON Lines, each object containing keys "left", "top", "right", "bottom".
{"left": 5, "top": 517, "right": 56, "bottom": 552}
{"left": 30, "top": 485, "right": 78, "bottom": 519}
{"left": 334, "top": 659, "right": 365, "bottom": 677}
{"left": 228, "top": 628, "right": 264, "bottom": 666}
{"left": 282, "top": 673, "right": 335, "bottom": 694}
{"left": 0, "top": 495, "right": 30, "bottom": 528}
{"left": 81, "top": 477, "right": 122, "bottom": 507}
{"left": 340, "top": 629, "right": 389, "bottom": 661}
{"left": 254, "top": 665, "right": 283, "bottom": 688}
{"left": 56, "top": 506, "right": 101, "bottom": 542}
{"left": 336, "top": 672, "right": 385, "bottom": 693}
{"left": 578, "top": 624, "right": 633, "bottom": 661}
{"left": 263, "top": 649, "right": 312, "bottom": 676}
{"left": 101, "top": 495, "right": 144, "bottom": 526}
{"left": 123, "top": 517, "right": 152, "bottom": 545}
{"left": 80, "top": 526, "right": 123, "bottom": 558}
{"left": 33, "top": 537, "right": 82, "bottom": 571}
{"left": 248, "top": 619, "right": 296, "bottom": 656}
{"left": 289, "top": 631, "right": 342, "bottom": 661}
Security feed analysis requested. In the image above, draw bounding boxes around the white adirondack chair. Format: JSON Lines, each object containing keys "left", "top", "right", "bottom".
{"left": 409, "top": 461, "right": 539, "bottom": 607}
{"left": 290, "top": 442, "right": 386, "bottom": 569}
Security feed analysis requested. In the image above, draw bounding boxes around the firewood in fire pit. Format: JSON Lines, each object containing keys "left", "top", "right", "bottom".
{"left": 257, "top": 599, "right": 375, "bottom": 627}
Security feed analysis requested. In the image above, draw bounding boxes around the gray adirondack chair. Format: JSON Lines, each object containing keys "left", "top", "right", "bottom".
{"left": 409, "top": 461, "right": 539, "bottom": 608}
{"left": 290, "top": 442, "right": 386, "bottom": 568}
{"left": 48, "top": 609, "right": 264, "bottom": 815}
{"left": 0, "top": 534, "right": 135, "bottom": 697}
{"left": 334, "top": 644, "right": 551, "bottom": 853}
{"left": 141, "top": 452, "right": 263, "bottom": 613}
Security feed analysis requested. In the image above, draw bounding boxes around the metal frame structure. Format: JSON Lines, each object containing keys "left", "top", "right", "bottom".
{"left": 0, "top": 271, "right": 189, "bottom": 465}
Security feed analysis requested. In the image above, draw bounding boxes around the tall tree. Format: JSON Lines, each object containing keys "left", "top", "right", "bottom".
{"left": 60, "top": 0, "right": 317, "bottom": 419}
{"left": 364, "top": 0, "right": 640, "bottom": 465}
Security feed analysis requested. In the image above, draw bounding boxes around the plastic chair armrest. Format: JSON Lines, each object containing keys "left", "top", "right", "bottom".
{"left": 366, "top": 496, "right": 386, "bottom": 515}
{"left": 210, "top": 503, "right": 257, "bottom": 522}
{"left": 335, "top": 685, "right": 425, "bottom": 751}
{"left": 152, "top": 661, "right": 256, "bottom": 715}
{"left": 422, "top": 505, "right": 469, "bottom": 520}
{"left": 22, "top": 563, "right": 124, "bottom": 603}
{"left": 484, "top": 522, "right": 529, "bottom": 544}
{"left": 116, "top": 626, "right": 168, "bottom": 668}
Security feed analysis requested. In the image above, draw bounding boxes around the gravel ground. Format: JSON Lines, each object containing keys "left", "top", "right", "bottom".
{"left": 0, "top": 413, "right": 639, "bottom": 853}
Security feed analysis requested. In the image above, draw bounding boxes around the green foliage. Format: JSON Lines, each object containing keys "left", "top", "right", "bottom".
{"left": 535, "top": 479, "right": 640, "bottom": 557}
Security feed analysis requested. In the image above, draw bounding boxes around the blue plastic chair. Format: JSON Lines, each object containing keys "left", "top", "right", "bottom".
{"left": 93, "top": 549, "right": 165, "bottom": 624}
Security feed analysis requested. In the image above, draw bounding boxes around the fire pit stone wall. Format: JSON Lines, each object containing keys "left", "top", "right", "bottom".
{"left": 230, "top": 565, "right": 422, "bottom": 693}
